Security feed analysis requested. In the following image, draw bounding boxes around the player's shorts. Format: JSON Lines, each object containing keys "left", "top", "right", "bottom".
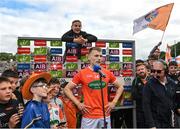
{"left": 81, "top": 116, "right": 111, "bottom": 129}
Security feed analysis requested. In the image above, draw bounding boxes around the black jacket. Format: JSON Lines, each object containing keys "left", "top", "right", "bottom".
{"left": 0, "top": 99, "right": 21, "bottom": 128}
{"left": 61, "top": 30, "right": 97, "bottom": 43}
{"left": 61, "top": 30, "right": 97, "bottom": 60}
{"left": 143, "top": 76, "right": 176, "bottom": 128}
{"left": 132, "top": 76, "right": 150, "bottom": 112}
{"left": 13, "top": 89, "right": 24, "bottom": 106}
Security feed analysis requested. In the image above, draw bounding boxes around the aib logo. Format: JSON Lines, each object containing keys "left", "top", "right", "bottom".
{"left": 145, "top": 9, "right": 158, "bottom": 22}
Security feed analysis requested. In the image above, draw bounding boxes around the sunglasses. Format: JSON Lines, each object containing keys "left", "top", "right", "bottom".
{"left": 32, "top": 82, "right": 48, "bottom": 88}
{"left": 151, "top": 69, "right": 163, "bottom": 74}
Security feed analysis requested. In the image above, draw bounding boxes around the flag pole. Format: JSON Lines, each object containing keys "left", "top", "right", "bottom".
{"left": 160, "top": 30, "right": 166, "bottom": 42}
{"left": 174, "top": 40, "right": 177, "bottom": 57}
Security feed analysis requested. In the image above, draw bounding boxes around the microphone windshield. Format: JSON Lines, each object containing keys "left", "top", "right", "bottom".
{"left": 93, "top": 64, "right": 101, "bottom": 72}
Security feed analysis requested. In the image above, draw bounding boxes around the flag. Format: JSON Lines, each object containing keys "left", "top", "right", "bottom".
{"left": 165, "top": 44, "right": 172, "bottom": 63}
{"left": 133, "top": 3, "right": 174, "bottom": 34}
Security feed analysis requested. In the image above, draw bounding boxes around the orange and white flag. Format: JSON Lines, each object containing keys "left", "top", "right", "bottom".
{"left": 165, "top": 44, "right": 172, "bottom": 63}
{"left": 133, "top": 3, "right": 174, "bottom": 34}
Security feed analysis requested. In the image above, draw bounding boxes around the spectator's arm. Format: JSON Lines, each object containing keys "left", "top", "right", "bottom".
{"left": 83, "top": 32, "right": 97, "bottom": 42}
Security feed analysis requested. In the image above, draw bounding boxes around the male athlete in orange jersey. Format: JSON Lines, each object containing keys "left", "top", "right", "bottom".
{"left": 64, "top": 47, "right": 124, "bottom": 128}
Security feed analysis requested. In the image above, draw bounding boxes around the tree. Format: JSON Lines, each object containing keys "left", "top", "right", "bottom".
{"left": 171, "top": 42, "right": 180, "bottom": 57}
{"left": 159, "top": 51, "right": 165, "bottom": 60}
{"left": 0, "top": 52, "right": 15, "bottom": 61}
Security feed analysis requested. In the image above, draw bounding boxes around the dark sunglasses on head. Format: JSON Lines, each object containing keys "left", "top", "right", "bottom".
{"left": 151, "top": 69, "right": 163, "bottom": 74}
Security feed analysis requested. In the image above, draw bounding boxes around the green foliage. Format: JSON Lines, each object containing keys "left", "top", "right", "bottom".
{"left": 0, "top": 53, "right": 15, "bottom": 61}
{"left": 171, "top": 42, "right": 180, "bottom": 57}
{"left": 159, "top": 51, "right": 165, "bottom": 60}
{"left": 159, "top": 42, "right": 179, "bottom": 60}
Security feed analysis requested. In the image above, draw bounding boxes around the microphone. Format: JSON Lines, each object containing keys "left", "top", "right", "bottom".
{"left": 93, "top": 64, "right": 106, "bottom": 78}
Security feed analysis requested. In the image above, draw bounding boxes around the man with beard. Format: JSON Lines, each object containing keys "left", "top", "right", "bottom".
{"left": 132, "top": 61, "right": 149, "bottom": 128}
{"left": 143, "top": 60, "right": 176, "bottom": 128}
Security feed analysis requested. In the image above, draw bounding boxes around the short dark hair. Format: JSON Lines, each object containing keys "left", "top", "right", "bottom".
{"left": 48, "top": 77, "right": 60, "bottom": 85}
{"left": 0, "top": 76, "right": 11, "bottom": 85}
{"left": 136, "top": 62, "right": 146, "bottom": 68}
{"left": 72, "top": 20, "right": 81, "bottom": 24}
{"left": 136, "top": 59, "right": 144, "bottom": 64}
{"left": 89, "top": 47, "right": 101, "bottom": 54}
{"left": 136, "top": 59, "right": 146, "bottom": 68}
{"left": 1, "top": 69, "right": 19, "bottom": 78}
{"left": 168, "top": 61, "right": 178, "bottom": 67}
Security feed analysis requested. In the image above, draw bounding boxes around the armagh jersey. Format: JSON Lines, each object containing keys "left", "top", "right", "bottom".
{"left": 72, "top": 67, "right": 116, "bottom": 118}
{"left": 21, "top": 100, "right": 50, "bottom": 128}
{"left": 60, "top": 96, "right": 78, "bottom": 128}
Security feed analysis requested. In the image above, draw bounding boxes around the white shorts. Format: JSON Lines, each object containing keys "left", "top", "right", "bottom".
{"left": 81, "top": 116, "right": 111, "bottom": 129}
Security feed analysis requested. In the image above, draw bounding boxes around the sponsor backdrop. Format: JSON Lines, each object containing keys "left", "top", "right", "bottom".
{"left": 17, "top": 37, "right": 135, "bottom": 107}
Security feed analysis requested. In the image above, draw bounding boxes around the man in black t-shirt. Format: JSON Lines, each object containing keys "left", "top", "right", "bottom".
{"left": 0, "top": 77, "right": 22, "bottom": 128}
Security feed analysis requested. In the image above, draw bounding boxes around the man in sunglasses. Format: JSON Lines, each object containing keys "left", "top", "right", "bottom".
{"left": 132, "top": 60, "right": 149, "bottom": 128}
{"left": 143, "top": 60, "right": 176, "bottom": 128}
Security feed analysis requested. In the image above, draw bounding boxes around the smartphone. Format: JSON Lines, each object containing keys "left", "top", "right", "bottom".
{"left": 58, "top": 122, "right": 66, "bottom": 126}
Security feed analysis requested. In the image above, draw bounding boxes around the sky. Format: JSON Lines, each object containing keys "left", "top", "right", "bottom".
{"left": 0, "top": 0, "right": 180, "bottom": 60}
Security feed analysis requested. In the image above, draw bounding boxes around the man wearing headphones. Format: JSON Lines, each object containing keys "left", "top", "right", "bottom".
{"left": 143, "top": 60, "right": 176, "bottom": 128}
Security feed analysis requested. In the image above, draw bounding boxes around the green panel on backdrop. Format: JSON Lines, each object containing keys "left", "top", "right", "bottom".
{"left": 50, "top": 70, "right": 63, "bottom": 78}
{"left": 66, "top": 63, "right": 78, "bottom": 70}
{"left": 109, "top": 42, "right": 119, "bottom": 48}
{"left": 18, "top": 39, "right": 30, "bottom": 46}
{"left": 34, "top": 47, "right": 47, "bottom": 55}
{"left": 50, "top": 40, "right": 62, "bottom": 46}
{"left": 17, "top": 55, "right": 31, "bottom": 62}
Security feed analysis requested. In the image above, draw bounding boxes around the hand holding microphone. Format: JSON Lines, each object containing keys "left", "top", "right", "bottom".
{"left": 93, "top": 64, "right": 106, "bottom": 78}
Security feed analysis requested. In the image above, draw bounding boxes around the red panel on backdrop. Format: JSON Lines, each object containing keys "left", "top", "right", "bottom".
{"left": 34, "top": 40, "right": 47, "bottom": 46}
{"left": 17, "top": 48, "right": 30, "bottom": 54}
{"left": 34, "top": 55, "right": 47, "bottom": 62}
{"left": 95, "top": 41, "right": 106, "bottom": 47}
